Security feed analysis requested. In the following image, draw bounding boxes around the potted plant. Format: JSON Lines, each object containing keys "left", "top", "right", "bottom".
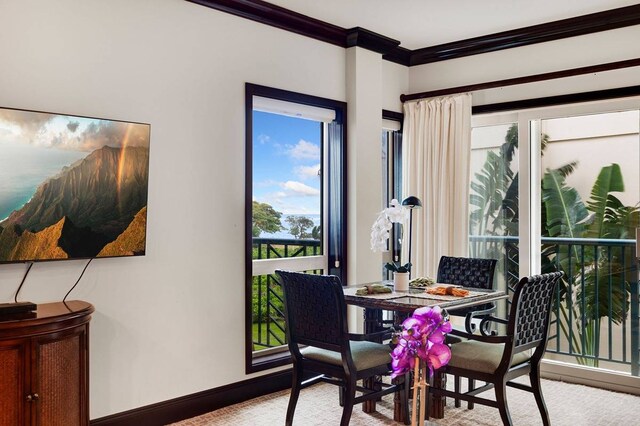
{"left": 385, "top": 261, "right": 411, "bottom": 291}
{"left": 391, "top": 306, "right": 451, "bottom": 425}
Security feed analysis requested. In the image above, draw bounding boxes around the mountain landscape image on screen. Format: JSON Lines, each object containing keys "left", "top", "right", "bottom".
{"left": 0, "top": 107, "right": 150, "bottom": 262}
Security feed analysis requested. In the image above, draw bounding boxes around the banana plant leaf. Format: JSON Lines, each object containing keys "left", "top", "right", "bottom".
{"left": 585, "top": 164, "right": 624, "bottom": 239}
{"left": 542, "top": 169, "right": 589, "bottom": 239}
{"left": 576, "top": 258, "right": 630, "bottom": 324}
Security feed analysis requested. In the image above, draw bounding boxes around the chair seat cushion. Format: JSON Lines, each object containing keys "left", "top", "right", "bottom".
{"left": 448, "top": 340, "right": 531, "bottom": 374}
{"left": 301, "top": 340, "right": 391, "bottom": 371}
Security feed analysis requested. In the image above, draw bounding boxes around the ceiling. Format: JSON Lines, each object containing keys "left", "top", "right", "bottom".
{"left": 266, "top": 0, "right": 640, "bottom": 49}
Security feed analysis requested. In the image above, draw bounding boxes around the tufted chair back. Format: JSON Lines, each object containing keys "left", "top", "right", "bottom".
{"left": 437, "top": 256, "right": 497, "bottom": 289}
{"left": 437, "top": 256, "right": 497, "bottom": 317}
{"left": 277, "top": 270, "right": 347, "bottom": 352}
{"left": 507, "top": 271, "right": 564, "bottom": 354}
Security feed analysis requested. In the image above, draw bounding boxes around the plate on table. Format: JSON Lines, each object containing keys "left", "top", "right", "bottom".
{"left": 409, "top": 276, "right": 436, "bottom": 288}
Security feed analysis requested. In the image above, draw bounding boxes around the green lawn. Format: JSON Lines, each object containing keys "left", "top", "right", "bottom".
{"left": 252, "top": 321, "right": 286, "bottom": 351}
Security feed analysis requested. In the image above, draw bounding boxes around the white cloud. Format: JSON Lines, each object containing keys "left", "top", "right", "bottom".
{"left": 0, "top": 110, "right": 149, "bottom": 151}
{"left": 257, "top": 134, "right": 271, "bottom": 144}
{"left": 255, "top": 179, "right": 279, "bottom": 188}
{"left": 282, "top": 181, "right": 320, "bottom": 196}
{"left": 295, "top": 164, "right": 320, "bottom": 180}
{"left": 287, "top": 139, "right": 320, "bottom": 160}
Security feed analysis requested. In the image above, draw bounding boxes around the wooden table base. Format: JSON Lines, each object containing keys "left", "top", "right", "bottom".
{"left": 429, "top": 370, "right": 447, "bottom": 419}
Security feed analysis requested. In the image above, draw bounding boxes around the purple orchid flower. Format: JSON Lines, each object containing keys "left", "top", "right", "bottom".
{"left": 390, "top": 306, "right": 452, "bottom": 378}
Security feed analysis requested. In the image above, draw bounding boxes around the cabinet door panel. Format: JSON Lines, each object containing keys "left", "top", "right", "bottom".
{"left": 35, "top": 332, "right": 82, "bottom": 426}
{"left": 0, "top": 343, "right": 26, "bottom": 426}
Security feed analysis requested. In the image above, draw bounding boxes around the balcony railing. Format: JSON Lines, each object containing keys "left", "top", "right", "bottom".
{"left": 471, "top": 235, "right": 639, "bottom": 376}
{"left": 253, "top": 235, "right": 640, "bottom": 376}
{"left": 252, "top": 238, "right": 321, "bottom": 350}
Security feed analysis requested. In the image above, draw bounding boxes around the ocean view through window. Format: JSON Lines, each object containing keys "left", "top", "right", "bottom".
{"left": 245, "top": 84, "right": 347, "bottom": 372}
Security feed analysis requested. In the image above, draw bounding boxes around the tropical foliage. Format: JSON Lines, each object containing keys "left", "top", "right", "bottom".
{"left": 252, "top": 201, "right": 284, "bottom": 237}
{"left": 469, "top": 124, "right": 638, "bottom": 366}
{"left": 286, "top": 215, "right": 315, "bottom": 239}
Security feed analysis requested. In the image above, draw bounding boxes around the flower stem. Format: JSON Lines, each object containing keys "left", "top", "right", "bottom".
{"left": 412, "top": 359, "right": 420, "bottom": 426}
{"left": 419, "top": 362, "right": 427, "bottom": 425}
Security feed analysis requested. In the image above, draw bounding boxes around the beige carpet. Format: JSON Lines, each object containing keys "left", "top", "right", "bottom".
{"left": 171, "top": 378, "right": 640, "bottom": 425}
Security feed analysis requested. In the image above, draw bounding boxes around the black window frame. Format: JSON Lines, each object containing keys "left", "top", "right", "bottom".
{"left": 245, "top": 83, "right": 347, "bottom": 373}
{"left": 381, "top": 109, "right": 404, "bottom": 279}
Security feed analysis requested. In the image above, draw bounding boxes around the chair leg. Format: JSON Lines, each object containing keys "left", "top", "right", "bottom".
{"left": 454, "top": 375, "right": 461, "bottom": 408}
{"left": 340, "top": 377, "right": 357, "bottom": 426}
{"left": 285, "top": 363, "right": 303, "bottom": 426}
{"left": 468, "top": 378, "right": 475, "bottom": 409}
{"left": 530, "top": 367, "right": 550, "bottom": 426}
{"left": 495, "top": 381, "right": 513, "bottom": 426}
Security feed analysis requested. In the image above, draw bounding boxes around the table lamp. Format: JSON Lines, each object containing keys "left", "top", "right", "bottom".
{"left": 402, "top": 196, "right": 422, "bottom": 278}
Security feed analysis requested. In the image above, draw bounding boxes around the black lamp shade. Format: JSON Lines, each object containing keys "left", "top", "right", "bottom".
{"left": 401, "top": 196, "right": 422, "bottom": 209}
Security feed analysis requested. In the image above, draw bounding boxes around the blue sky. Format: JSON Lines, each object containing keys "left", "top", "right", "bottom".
{"left": 253, "top": 111, "right": 321, "bottom": 215}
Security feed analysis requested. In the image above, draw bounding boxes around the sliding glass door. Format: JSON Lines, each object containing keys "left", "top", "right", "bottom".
{"left": 537, "top": 109, "right": 639, "bottom": 374}
{"left": 469, "top": 121, "right": 520, "bottom": 308}
{"left": 473, "top": 97, "right": 640, "bottom": 378}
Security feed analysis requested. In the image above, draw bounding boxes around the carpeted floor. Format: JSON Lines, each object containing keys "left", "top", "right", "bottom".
{"left": 171, "top": 378, "right": 640, "bottom": 425}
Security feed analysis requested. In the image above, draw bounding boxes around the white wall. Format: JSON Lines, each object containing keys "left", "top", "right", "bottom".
{"left": 0, "top": 0, "right": 349, "bottom": 419}
{"left": 382, "top": 61, "right": 408, "bottom": 113}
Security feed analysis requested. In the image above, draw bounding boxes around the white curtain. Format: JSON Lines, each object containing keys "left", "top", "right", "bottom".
{"left": 402, "top": 94, "right": 472, "bottom": 278}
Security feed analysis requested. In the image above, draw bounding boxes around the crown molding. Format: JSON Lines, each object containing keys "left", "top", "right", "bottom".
{"left": 186, "top": 0, "right": 345, "bottom": 46}
{"left": 345, "top": 27, "right": 401, "bottom": 55}
{"left": 409, "top": 4, "right": 640, "bottom": 66}
{"left": 186, "top": 1, "right": 640, "bottom": 67}
{"left": 186, "top": 0, "right": 405, "bottom": 60}
{"left": 383, "top": 46, "right": 412, "bottom": 66}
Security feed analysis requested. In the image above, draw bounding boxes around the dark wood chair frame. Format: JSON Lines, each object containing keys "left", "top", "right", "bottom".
{"left": 437, "top": 255, "right": 498, "bottom": 334}
{"left": 429, "top": 271, "right": 563, "bottom": 426}
{"left": 276, "top": 270, "right": 410, "bottom": 426}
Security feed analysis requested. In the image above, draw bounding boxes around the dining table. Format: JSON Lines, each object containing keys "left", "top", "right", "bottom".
{"left": 343, "top": 280, "right": 508, "bottom": 421}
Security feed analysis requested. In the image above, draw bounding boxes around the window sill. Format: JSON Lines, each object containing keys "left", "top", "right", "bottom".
{"left": 248, "top": 350, "right": 292, "bottom": 374}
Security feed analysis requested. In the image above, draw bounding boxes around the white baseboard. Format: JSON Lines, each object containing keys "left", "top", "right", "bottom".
{"left": 541, "top": 359, "right": 640, "bottom": 396}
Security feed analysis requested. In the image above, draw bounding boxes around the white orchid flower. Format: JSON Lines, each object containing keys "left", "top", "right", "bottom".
{"left": 370, "top": 199, "right": 409, "bottom": 252}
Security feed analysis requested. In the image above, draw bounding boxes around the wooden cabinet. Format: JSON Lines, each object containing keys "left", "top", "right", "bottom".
{"left": 0, "top": 301, "right": 94, "bottom": 426}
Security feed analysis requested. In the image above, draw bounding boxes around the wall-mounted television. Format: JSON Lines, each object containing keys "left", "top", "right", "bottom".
{"left": 0, "top": 107, "right": 150, "bottom": 263}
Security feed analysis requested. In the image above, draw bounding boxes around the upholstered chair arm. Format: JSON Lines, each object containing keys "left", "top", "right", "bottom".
{"left": 478, "top": 315, "right": 510, "bottom": 336}
{"left": 464, "top": 306, "right": 497, "bottom": 334}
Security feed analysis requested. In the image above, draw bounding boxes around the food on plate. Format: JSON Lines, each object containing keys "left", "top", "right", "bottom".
{"left": 425, "top": 286, "right": 469, "bottom": 297}
{"left": 409, "top": 276, "right": 436, "bottom": 287}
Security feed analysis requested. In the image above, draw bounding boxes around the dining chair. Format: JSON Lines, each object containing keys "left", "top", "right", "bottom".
{"left": 428, "top": 271, "right": 564, "bottom": 426}
{"left": 437, "top": 256, "right": 498, "bottom": 408}
{"left": 437, "top": 255, "right": 498, "bottom": 334}
{"left": 275, "top": 270, "right": 410, "bottom": 426}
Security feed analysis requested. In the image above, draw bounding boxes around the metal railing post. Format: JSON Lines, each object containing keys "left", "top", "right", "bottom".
{"left": 631, "top": 257, "right": 639, "bottom": 376}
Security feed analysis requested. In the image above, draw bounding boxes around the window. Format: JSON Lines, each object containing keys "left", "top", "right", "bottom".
{"left": 472, "top": 96, "right": 640, "bottom": 379}
{"left": 245, "top": 84, "right": 347, "bottom": 372}
{"left": 381, "top": 112, "right": 403, "bottom": 280}
{"left": 469, "top": 120, "right": 520, "bottom": 316}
